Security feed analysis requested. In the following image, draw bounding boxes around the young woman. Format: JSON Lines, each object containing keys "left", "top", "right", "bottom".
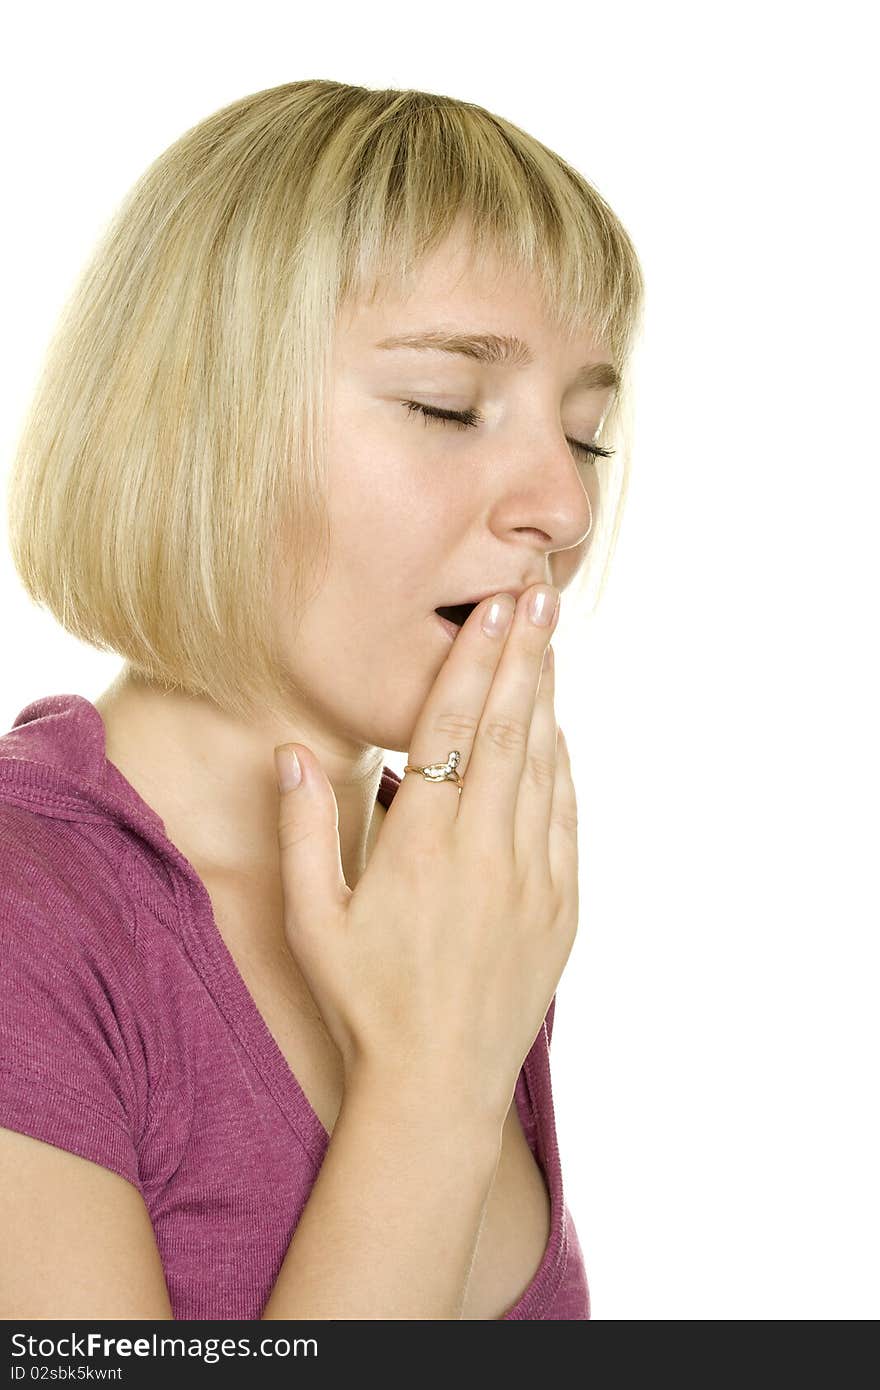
{"left": 0, "top": 80, "right": 644, "bottom": 1320}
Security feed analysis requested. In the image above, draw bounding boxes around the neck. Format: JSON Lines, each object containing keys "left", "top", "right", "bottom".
{"left": 93, "top": 667, "right": 387, "bottom": 889}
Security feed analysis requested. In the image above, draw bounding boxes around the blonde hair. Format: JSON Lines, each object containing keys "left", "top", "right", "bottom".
{"left": 6, "top": 79, "right": 645, "bottom": 725}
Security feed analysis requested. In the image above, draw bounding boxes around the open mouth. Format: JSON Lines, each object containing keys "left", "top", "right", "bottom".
{"left": 434, "top": 602, "right": 479, "bottom": 628}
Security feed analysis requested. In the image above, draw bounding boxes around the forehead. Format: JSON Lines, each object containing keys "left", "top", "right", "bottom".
{"left": 338, "top": 232, "right": 605, "bottom": 363}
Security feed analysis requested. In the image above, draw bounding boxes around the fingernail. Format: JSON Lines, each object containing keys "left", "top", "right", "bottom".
{"left": 529, "top": 585, "right": 559, "bottom": 627}
{"left": 482, "top": 593, "right": 516, "bottom": 637}
{"left": 274, "top": 746, "right": 301, "bottom": 791}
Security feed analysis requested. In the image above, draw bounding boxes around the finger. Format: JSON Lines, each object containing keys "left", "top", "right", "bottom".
{"left": 548, "top": 725, "right": 579, "bottom": 902}
{"left": 395, "top": 591, "right": 517, "bottom": 830}
{"left": 274, "top": 743, "right": 351, "bottom": 939}
{"left": 457, "top": 585, "right": 560, "bottom": 843}
{"left": 514, "top": 641, "right": 558, "bottom": 872}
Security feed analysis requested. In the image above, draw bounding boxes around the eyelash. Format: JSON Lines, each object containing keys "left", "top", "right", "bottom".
{"left": 402, "top": 399, "right": 615, "bottom": 464}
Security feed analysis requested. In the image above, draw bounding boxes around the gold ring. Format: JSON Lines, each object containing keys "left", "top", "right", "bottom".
{"left": 402, "top": 749, "right": 464, "bottom": 790}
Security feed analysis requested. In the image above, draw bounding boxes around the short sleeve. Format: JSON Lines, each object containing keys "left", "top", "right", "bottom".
{"left": 0, "top": 820, "right": 142, "bottom": 1189}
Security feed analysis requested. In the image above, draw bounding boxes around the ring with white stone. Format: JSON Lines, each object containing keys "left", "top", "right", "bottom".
{"left": 402, "top": 749, "right": 464, "bottom": 790}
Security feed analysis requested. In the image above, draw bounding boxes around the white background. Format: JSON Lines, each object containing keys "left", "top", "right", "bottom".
{"left": 1, "top": 0, "right": 877, "bottom": 1319}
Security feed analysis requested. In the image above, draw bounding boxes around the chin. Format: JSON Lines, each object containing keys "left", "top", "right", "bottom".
{"left": 357, "top": 676, "right": 433, "bottom": 756}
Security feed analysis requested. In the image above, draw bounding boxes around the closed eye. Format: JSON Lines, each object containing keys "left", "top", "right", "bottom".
{"left": 402, "top": 399, "right": 615, "bottom": 464}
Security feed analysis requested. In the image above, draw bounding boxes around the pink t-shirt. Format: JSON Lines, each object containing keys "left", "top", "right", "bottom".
{"left": 0, "top": 693, "right": 590, "bottom": 1320}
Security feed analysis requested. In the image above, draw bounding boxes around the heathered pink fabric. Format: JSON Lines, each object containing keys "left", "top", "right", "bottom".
{"left": 0, "top": 693, "right": 590, "bottom": 1320}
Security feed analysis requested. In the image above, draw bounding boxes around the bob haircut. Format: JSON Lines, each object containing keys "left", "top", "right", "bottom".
{"left": 6, "top": 79, "right": 645, "bottom": 727}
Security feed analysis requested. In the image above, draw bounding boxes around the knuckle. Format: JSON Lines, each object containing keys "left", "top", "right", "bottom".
{"left": 551, "top": 806, "right": 579, "bottom": 837}
{"left": 433, "top": 711, "right": 481, "bottom": 743}
{"left": 407, "top": 827, "right": 463, "bottom": 878}
{"left": 277, "top": 818, "right": 314, "bottom": 854}
{"left": 524, "top": 751, "right": 557, "bottom": 790}
{"left": 520, "top": 861, "right": 553, "bottom": 910}
{"left": 403, "top": 830, "right": 447, "bottom": 867}
{"left": 483, "top": 715, "right": 529, "bottom": 755}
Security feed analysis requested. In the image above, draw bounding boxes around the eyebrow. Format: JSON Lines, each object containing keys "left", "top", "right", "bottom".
{"left": 374, "top": 330, "right": 620, "bottom": 392}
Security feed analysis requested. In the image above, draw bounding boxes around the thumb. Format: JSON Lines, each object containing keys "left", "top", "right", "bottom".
{"left": 273, "top": 743, "right": 350, "bottom": 933}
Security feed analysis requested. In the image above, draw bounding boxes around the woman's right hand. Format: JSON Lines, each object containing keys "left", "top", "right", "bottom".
{"left": 273, "top": 583, "right": 579, "bottom": 1128}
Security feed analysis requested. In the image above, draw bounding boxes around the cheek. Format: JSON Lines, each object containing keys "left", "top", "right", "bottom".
{"left": 328, "top": 428, "right": 418, "bottom": 525}
{"left": 324, "top": 459, "right": 401, "bottom": 586}
{"left": 328, "top": 440, "right": 453, "bottom": 569}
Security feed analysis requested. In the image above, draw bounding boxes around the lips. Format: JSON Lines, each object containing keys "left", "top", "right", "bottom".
{"left": 434, "top": 582, "right": 544, "bottom": 632}
{"left": 433, "top": 586, "right": 525, "bottom": 628}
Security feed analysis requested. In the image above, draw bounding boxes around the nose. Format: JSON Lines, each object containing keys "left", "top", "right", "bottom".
{"left": 507, "top": 440, "right": 595, "bottom": 550}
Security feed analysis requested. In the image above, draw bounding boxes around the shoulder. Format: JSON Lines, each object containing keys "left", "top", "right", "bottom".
{"left": 0, "top": 799, "right": 163, "bottom": 1163}
{"left": 0, "top": 800, "right": 147, "bottom": 989}
{"left": 0, "top": 797, "right": 136, "bottom": 906}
